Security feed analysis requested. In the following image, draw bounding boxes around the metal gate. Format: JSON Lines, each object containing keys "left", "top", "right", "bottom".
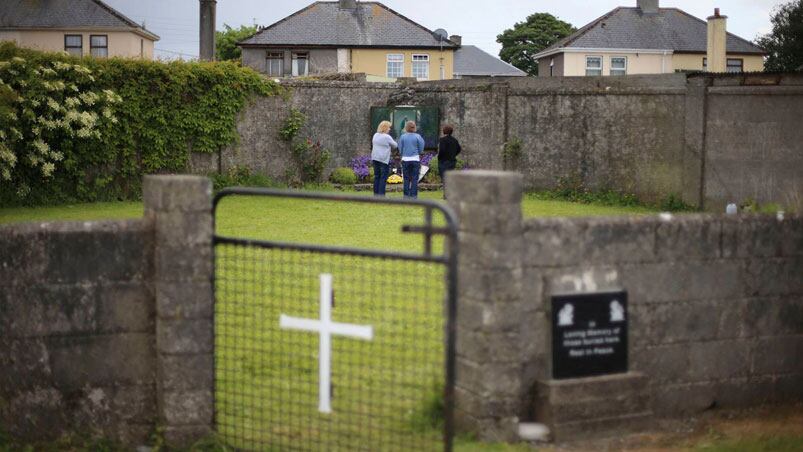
{"left": 212, "top": 188, "right": 458, "bottom": 451}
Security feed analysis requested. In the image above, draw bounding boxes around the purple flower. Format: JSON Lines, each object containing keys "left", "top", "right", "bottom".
{"left": 350, "top": 155, "right": 372, "bottom": 180}
{"left": 421, "top": 152, "right": 436, "bottom": 166}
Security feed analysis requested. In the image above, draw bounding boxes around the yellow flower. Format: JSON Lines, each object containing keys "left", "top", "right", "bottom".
{"left": 387, "top": 174, "right": 403, "bottom": 184}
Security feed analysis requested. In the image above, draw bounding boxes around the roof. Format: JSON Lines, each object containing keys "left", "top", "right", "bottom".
{"left": 239, "top": 1, "right": 458, "bottom": 49}
{"left": 536, "top": 7, "right": 764, "bottom": 58}
{"left": 0, "top": 0, "right": 159, "bottom": 41}
{"left": 454, "top": 45, "right": 527, "bottom": 77}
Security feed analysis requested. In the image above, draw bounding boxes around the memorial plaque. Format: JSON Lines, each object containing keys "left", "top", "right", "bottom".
{"left": 551, "top": 291, "right": 628, "bottom": 379}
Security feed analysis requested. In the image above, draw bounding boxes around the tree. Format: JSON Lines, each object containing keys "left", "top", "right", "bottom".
{"left": 216, "top": 24, "right": 258, "bottom": 61}
{"left": 497, "top": 13, "right": 575, "bottom": 76}
{"left": 757, "top": 0, "right": 803, "bottom": 72}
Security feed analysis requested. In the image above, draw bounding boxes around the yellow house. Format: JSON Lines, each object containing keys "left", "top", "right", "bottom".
{"left": 535, "top": 0, "right": 765, "bottom": 77}
{"left": 238, "top": 0, "right": 459, "bottom": 80}
{"left": 0, "top": 0, "right": 159, "bottom": 59}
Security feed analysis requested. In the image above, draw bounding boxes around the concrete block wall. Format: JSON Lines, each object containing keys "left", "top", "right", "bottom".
{"left": 144, "top": 175, "right": 215, "bottom": 444}
{"left": 0, "top": 176, "right": 215, "bottom": 447}
{"left": 0, "top": 220, "right": 156, "bottom": 443}
{"left": 523, "top": 214, "right": 803, "bottom": 416}
{"left": 450, "top": 170, "right": 803, "bottom": 441}
{"left": 447, "top": 170, "right": 529, "bottom": 441}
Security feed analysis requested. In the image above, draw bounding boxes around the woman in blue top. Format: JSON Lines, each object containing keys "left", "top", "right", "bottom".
{"left": 398, "top": 121, "right": 425, "bottom": 199}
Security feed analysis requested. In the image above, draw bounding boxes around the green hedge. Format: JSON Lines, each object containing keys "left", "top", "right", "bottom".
{"left": 0, "top": 43, "right": 282, "bottom": 206}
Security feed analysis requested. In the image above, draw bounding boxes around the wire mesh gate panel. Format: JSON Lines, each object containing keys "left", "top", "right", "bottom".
{"left": 212, "top": 189, "right": 458, "bottom": 451}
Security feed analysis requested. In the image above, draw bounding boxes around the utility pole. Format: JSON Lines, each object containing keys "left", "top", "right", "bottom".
{"left": 199, "top": 0, "right": 217, "bottom": 61}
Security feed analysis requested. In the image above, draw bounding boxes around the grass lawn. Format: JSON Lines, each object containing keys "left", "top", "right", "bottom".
{"left": 0, "top": 190, "right": 655, "bottom": 228}
{"left": 0, "top": 190, "right": 653, "bottom": 451}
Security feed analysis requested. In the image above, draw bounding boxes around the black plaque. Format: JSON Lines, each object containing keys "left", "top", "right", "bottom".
{"left": 551, "top": 291, "right": 628, "bottom": 379}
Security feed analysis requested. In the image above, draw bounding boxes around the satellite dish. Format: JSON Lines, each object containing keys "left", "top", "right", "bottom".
{"left": 433, "top": 28, "right": 448, "bottom": 42}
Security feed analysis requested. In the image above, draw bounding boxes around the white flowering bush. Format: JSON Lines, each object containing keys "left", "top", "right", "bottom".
{"left": 0, "top": 42, "right": 280, "bottom": 206}
{"left": 0, "top": 56, "right": 120, "bottom": 197}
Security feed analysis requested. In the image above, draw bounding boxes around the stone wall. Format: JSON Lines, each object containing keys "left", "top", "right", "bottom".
{"left": 0, "top": 176, "right": 215, "bottom": 447}
{"left": 198, "top": 72, "right": 803, "bottom": 211}
{"left": 449, "top": 170, "right": 803, "bottom": 441}
{"left": 702, "top": 78, "right": 803, "bottom": 211}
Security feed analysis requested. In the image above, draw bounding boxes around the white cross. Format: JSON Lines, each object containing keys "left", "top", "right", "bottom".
{"left": 279, "top": 273, "right": 374, "bottom": 414}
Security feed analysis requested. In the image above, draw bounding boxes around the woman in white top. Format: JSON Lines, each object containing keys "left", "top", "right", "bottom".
{"left": 371, "top": 120, "right": 398, "bottom": 196}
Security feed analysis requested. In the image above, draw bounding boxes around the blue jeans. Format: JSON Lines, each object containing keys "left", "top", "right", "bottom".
{"left": 402, "top": 161, "right": 421, "bottom": 198}
{"left": 372, "top": 160, "right": 390, "bottom": 196}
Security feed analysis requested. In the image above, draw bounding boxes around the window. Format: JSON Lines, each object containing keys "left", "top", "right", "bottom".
{"left": 703, "top": 58, "right": 744, "bottom": 73}
{"left": 267, "top": 52, "right": 284, "bottom": 77}
{"left": 585, "top": 56, "right": 602, "bottom": 76}
{"left": 90, "top": 35, "right": 108, "bottom": 57}
{"left": 727, "top": 58, "right": 744, "bottom": 73}
{"left": 386, "top": 54, "right": 403, "bottom": 78}
{"left": 291, "top": 52, "right": 308, "bottom": 76}
{"left": 64, "top": 34, "right": 82, "bottom": 56}
{"left": 549, "top": 58, "right": 554, "bottom": 77}
{"left": 140, "top": 39, "right": 144, "bottom": 58}
{"left": 412, "top": 54, "right": 429, "bottom": 80}
{"left": 610, "top": 56, "right": 627, "bottom": 76}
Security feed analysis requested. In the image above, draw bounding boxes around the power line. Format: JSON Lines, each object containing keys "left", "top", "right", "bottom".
{"left": 154, "top": 48, "right": 198, "bottom": 58}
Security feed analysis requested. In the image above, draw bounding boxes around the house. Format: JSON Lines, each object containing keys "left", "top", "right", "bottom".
{"left": 534, "top": 0, "right": 765, "bottom": 77}
{"left": 0, "top": 0, "right": 159, "bottom": 59}
{"left": 453, "top": 42, "right": 527, "bottom": 78}
{"left": 238, "top": 0, "right": 459, "bottom": 80}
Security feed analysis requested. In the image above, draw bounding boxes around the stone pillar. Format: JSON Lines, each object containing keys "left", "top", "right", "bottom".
{"left": 143, "top": 175, "right": 214, "bottom": 446}
{"left": 447, "top": 170, "right": 526, "bottom": 442}
{"left": 682, "top": 76, "right": 711, "bottom": 209}
{"left": 199, "top": 0, "right": 217, "bottom": 61}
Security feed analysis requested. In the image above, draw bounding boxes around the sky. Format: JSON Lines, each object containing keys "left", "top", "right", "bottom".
{"left": 104, "top": 0, "right": 785, "bottom": 60}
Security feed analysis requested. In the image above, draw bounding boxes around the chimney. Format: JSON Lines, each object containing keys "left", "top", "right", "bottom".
{"left": 706, "top": 8, "right": 728, "bottom": 72}
{"left": 449, "top": 35, "right": 462, "bottom": 46}
{"left": 339, "top": 0, "right": 357, "bottom": 9}
{"left": 637, "top": 0, "right": 659, "bottom": 14}
{"left": 199, "top": 0, "right": 216, "bottom": 61}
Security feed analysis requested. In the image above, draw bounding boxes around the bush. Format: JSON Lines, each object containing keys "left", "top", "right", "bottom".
{"left": 0, "top": 42, "right": 281, "bottom": 206}
{"left": 502, "top": 137, "right": 523, "bottom": 169}
{"left": 456, "top": 157, "right": 470, "bottom": 170}
{"left": 659, "top": 193, "right": 695, "bottom": 212}
{"left": 279, "top": 108, "right": 305, "bottom": 142}
{"left": 329, "top": 167, "right": 357, "bottom": 185}
{"left": 425, "top": 156, "right": 440, "bottom": 183}
{"left": 291, "top": 139, "right": 330, "bottom": 183}
{"left": 428, "top": 157, "right": 439, "bottom": 176}
{"left": 210, "top": 166, "right": 280, "bottom": 192}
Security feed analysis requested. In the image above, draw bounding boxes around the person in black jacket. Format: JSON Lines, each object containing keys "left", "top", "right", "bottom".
{"left": 437, "top": 124, "right": 461, "bottom": 196}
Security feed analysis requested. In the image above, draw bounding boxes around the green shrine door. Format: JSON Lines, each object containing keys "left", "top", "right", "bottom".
{"left": 370, "top": 106, "right": 441, "bottom": 150}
